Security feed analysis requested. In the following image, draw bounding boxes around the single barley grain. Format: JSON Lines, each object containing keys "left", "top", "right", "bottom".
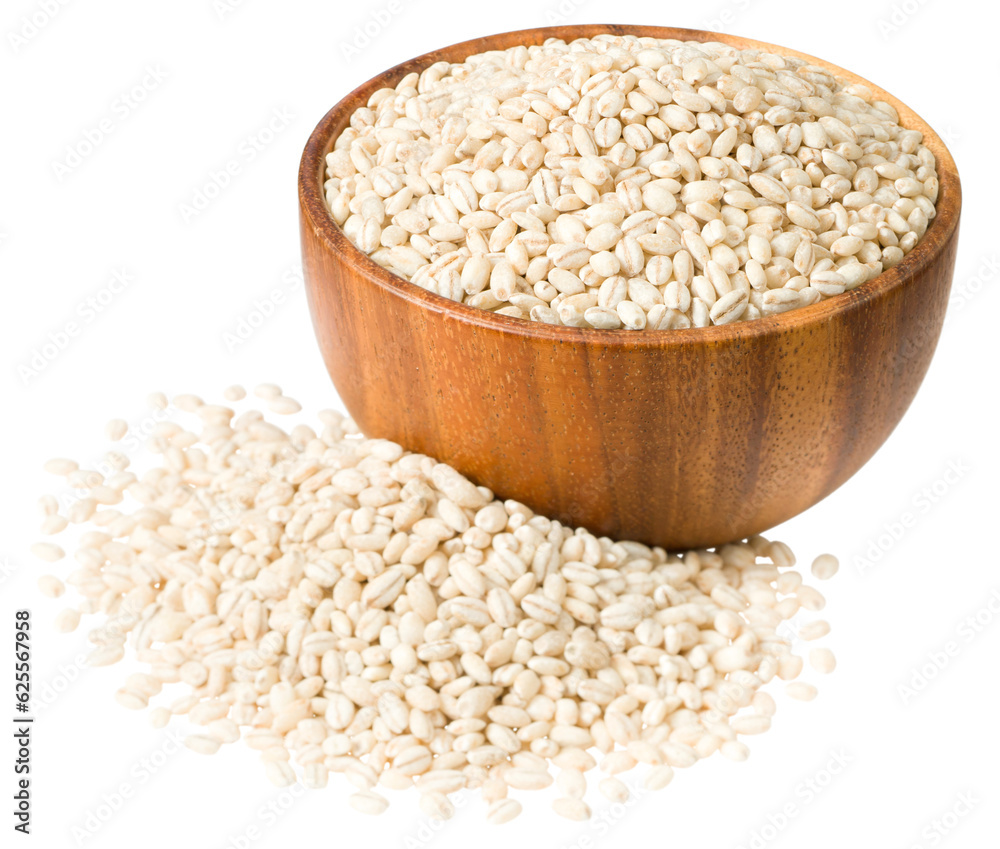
{"left": 115, "top": 689, "right": 149, "bottom": 711}
{"left": 172, "top": 394, "right": 203, "bottom": 412}
{"left": 149, "top": 707, "right": 171, "bottom": 729}
{"left": 643, "top": 764, "right": 675, "bottom": 791}
{"left": 349, "top": 790, "right": 390, "bottom": 815}
{"left": 31, "top": 543, "right": 65, "bottom": 562}
{"left": 253, "top": 383, "right": 283, "bottom": 400}
{"left": 786, "top": 682, "right": 819, "bottom": 701}
{"left": 486, "top": 798, "right": 522, "bottom": 824}
{"left": 599, "top": 776, "right": 631, "bottom": 803}
{"left": 553, "top": 797, "right": 591, "bottom": 821}
{"left": 37, "top": 575, "right": 65, "bottom": 598}
{"left": 799, "top": 620, "right": 832, "bottom": 641}
{"left": 43, "top": 458, "right": 78, "bottom": 476}
{"left": 184, "top": 734, "right": 221, "bottom": 755}
{"left": 809, "top": 648, "right": 837, "bottom": 674}
{"left": 268, "top": 396, "right": 302, "bottom": 415}
{"left": 146, "top": 392, "right": 168, "bottom": 410}
{"left": 40, "top": 514, "right": 68, "bottom": 535}
{"left": 54, "top": 608, "right": 80, "bottom": 633}
{"left": 720, "top": 741, "right": 751, "bottom": 762}
{"left": 105, "top": 419, "right": 128, "bottom": 441}
{"left": 811, "top": 554, "right": 840, "bottom": 580}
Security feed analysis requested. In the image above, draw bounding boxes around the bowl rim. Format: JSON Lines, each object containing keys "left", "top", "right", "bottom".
{"left": 298, "top": 23, "right": 962, "bottom": 346}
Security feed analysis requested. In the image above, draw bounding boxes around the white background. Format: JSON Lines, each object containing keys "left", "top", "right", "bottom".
{"left": 1, "top": 1, "right": 997, "bottom": 847}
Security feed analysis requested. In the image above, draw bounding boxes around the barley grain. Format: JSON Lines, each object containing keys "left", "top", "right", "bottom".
{"left": 553, "top": 797, "right": 591, "bottom": 821}
{"left": 349, "top": 790, "right": 389, "bottom": 815}
{"left": 31, "top": 543, "right": 65, "bottom": 562}
{"left": 105, "top": 419, "right": 128, "bottom": 441}
{"left": 185, "top": 735, "right": 221, "bottom": 755}
{"left": 599, "top": 776, "right": 630, "bottom": 803}
{"left": 811, "top": 554, "right": 840, "bottom": 580}
{"left": 54, "top": 608, "right": 80, "bottom": 633}
{"left": 809, "top": 648, "right": 837, "bottom": 674}
{"left": 487, "top": 798, "right": 522, "bottom": 824}
{"left": 786, "top": 682, "right": 819, "bottom": 701}
{"left": 37, "top": 575, "right": 65, "bottom": 598}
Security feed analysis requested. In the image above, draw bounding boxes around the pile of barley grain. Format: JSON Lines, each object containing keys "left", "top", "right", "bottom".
{"left": 327, "top": 34, "right": 937, "bottom": 329}
{"left": 34, "top": 388, "right": 837, "bottom": 822}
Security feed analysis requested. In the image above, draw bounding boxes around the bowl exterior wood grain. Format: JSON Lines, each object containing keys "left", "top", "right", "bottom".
{"left": 299, "top": 24, "right": 961, "bottom": 549}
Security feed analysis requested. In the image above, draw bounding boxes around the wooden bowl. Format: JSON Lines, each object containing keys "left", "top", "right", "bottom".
{"left": 298, "top": 24, "right": 961, "bottom": 550}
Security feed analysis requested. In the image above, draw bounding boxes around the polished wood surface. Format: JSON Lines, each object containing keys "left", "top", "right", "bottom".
{"left": 298, "top": 25, "right": 962, "bottom": 549}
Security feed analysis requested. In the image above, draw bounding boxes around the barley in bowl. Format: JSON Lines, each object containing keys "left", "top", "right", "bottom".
{"left": 326, "top": 33, "right": 938, "bottom": 329}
